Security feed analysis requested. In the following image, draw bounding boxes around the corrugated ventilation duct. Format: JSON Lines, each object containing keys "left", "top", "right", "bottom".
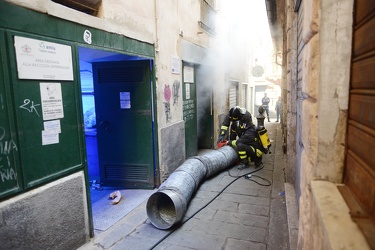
{"left": 146, "top": 146, "right": 238, "bottom": 229}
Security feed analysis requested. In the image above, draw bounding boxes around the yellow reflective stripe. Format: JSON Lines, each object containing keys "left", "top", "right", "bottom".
{"left": 239, "top": 150, "right": 248, "bottom": 159}
{"left": 256, "top": 149, "right": 263, "bottom": 157}
{"left": 231, "top": 140, "right": 237, "bottom": 147}
{"left": 221, "top": 126, "right": 228, "bottom": 130}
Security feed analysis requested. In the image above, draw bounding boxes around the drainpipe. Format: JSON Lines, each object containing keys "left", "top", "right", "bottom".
{"left": 146, "top": 146, "right": 238, "bottom": 229}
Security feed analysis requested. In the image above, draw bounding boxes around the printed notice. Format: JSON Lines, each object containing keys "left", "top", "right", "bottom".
{"left": 44, "top": 120, "right": 61, "bottom": 133}
{"left": 42, "top": 130, "right": 59, "bottom": 145}
{"left": 120, "top": 92, "right": 131, "bottom": 109}
{"left": 185, "top": 83, "right": 191, "bottom": 100}
{"left": 171, "top": 56, "right": 180, "bottom": 74}
{"left": 40, "top": 82, "right": 64, "bottom": 121}
{"left": 183, "top": 66, "right": 194, "bottom": 83}
{"left": 14, "top": 36, "right": 73, "bottom": 80}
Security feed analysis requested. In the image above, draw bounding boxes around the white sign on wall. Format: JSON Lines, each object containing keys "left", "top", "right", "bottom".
{"left": 183, "top": 66, "right": 194, "bottom": 83}
{"left": 171, "top": 56, "right": 180, "bottom": 74}
{"left": 120, "top": 92, "right": 131, "bottom": 109}
{"left": 14, "top": 36, "right": 73, "bottom": 80}
{"left": 185, "top": 83, "right": 191, "bottom": 100}
{"left": 40, "top": 82, "right": 64, "bottom": 121}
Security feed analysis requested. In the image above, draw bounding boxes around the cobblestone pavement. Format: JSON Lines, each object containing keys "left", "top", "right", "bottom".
{"left": 78, "top": 122, "right": 289, "bottom": 250}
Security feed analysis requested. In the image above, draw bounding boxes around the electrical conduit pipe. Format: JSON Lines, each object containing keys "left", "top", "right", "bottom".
{"left": 146, "top": 146, "right": 238, "bottom": 229}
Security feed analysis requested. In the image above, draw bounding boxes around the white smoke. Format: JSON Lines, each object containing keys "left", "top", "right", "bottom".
{"left": 196, "top": 0, "right": 272, "bottom": 145}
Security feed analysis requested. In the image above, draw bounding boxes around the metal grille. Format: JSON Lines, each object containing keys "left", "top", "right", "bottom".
{"left": 229, "top": 83, "right": 238, "bottom": 108}
{"left": 104, "top": 164, "right": 149, "bottom": 182}
{"left": 98, "top": 67, "right": 144, "bottom": 83}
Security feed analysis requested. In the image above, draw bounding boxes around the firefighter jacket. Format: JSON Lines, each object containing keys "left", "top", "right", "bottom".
{"left": 219, "top": 110, "right": 252, "bottom": 139}
{"left": 228, "top": 124, "right": 262, "bottom": 149}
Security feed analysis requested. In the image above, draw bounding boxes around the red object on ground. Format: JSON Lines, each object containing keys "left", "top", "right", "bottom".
{"left": 217, "top": 140, "right": 228, "bottom": 148}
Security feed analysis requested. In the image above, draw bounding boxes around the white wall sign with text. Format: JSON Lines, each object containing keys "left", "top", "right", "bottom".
{"left": 171, "top": 56, "right": 181, "bottom": 74}
{"left": 14, "top": 36, "right": 73, "bottom": 80}
{"left": 183, "top": 66, "right": 194, "bottom": 83}
{"left": 40, "top": 82, "right": 64, "bottom": 121}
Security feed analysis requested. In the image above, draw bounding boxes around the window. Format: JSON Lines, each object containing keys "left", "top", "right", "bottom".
{"left": 200, "top": 0, "right": 217, "bottom": 35}
{"left": 51, "top": 0, "right": 102, "bottom": 16}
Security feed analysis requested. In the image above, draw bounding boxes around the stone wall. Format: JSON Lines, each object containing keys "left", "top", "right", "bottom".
{"left": 0, "top": 172, "right": 89, "bottom": 249}
{"left": 291, "top": 0, "right": 370, "bottom": 249}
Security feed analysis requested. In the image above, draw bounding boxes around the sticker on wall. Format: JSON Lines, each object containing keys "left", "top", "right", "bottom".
{"left": 172, "top": 80, "right": 180, "bottom": 105}
{"left": 171, "top": 56, "right": 180, "bottom": 74}
{"left": 41, "top": 130, "right": 59, "bottom": 145}
{"left": 120, "top": 92, "right": 131, "bottom": 109}
{"left": 43, "top": 120, "right": 61, "bottom": 134}
{"left": 14, "top": 36, "right": 73, "bottom": 80}
{"left": 42, "top": 120, "right": 61, "bottom": 145}
{"left": 40, "top": 82, "right": 64, "bottom": 121}
{"left": 83, "top": 30, "right": 92, "bottom": 44}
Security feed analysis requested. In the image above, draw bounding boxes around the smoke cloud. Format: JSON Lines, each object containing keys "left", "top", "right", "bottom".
{"left": 196, "top": 0, "right": 272, "bottom": 146}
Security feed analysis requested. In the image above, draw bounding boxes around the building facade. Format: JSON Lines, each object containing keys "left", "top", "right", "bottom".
{"left": 268, "top": 0, "right": 374, "bottom": 248}
{"left": 0, "top": 0, "right": 253, "bottom": 248}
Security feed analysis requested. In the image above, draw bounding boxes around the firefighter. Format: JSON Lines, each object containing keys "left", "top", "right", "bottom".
{"left": 226, "top": 123, "right": 264, "bottom": 169}
{"left": 217, "top": 106, "right": 253, "bottom": 143}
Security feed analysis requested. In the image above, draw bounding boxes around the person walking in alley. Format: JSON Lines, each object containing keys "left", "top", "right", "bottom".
{"left": 275, "top": 96, "right": 281, "bottom": 122}
{"left": 226, "top": 122, "right": 264, "bottom": 169}
{"left": 261, "top": 93, "right": 270, "bottom": 122}
{"left": 217, "top": 106, "right": 253, "bottom": 143}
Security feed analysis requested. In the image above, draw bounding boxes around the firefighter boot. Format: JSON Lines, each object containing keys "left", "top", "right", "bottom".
{"left": 254, "top": 157, "right": 263, "bottom": 169}
{"left": 237, "top": 160, "right": 250, "bottom": 170}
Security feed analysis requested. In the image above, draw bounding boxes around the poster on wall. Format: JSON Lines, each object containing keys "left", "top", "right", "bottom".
{"left": 183, "top": 65, "right": 194, "bottom": 83}
{"left": 40, "top": 82, "right": 64, "bottom": 121}
{"left": 171, "top": 56, "right": 180, "bottom": 74}
{"left": 14, "top": 36, "right": 73, "bottom": 80}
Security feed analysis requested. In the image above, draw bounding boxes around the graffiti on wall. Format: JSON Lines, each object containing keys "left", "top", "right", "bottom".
{"left": 164, "top": 84, "right": 172, "bottom": 123}
{"left": 0, "top": 126, "right": 18, "bottom": 183}
{"left": 19, "top": 98, "right": 41, "bottom": 117}
{"left": 172, "top": 80, "right": 180, "bottom": 105}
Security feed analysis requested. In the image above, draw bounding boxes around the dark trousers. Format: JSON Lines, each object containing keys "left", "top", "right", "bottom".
{"left": 263, "top": 105, "right": 269, "bottom": 119}
{"left": 276, "top": 109, "right": 280, "bottom": 121}
{"left": 237, "top": 142, "right": 262, "bottom": 164}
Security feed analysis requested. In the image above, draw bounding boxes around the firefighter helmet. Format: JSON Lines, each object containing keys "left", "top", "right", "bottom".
{"left": 229, "top": 106, "right": 242, "bottom": 120}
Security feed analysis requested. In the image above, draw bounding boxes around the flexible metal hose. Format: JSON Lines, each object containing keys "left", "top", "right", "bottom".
{"left": 146, "top": 146, "right": 238, "bottom": 229}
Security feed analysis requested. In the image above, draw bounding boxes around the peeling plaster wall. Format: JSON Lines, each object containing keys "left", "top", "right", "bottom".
{"left": 316, "top": 0, "right": 352, "bottom": 182}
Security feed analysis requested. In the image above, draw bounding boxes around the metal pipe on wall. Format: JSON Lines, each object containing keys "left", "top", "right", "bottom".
{"left": 146, "top": 146, "right": 238, "bottom": 229}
